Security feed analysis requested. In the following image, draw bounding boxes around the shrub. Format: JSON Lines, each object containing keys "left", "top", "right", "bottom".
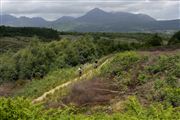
{"left": 0, "top": 97, "right": 179, "bottom": 120}
{"left": 137, "top": 72, "right": 149, "bottom": 85}
{"left": 123, "top": 96, "right": 179, "bottom": 120}
{"left": 168, "top": 31, "right": 180, "bottom": 45}
{"left": 0, "top": 97, "right": 44, "bottom": 120}
{"left": 146, "top": 33, "right": 163, "bottom": 46}
{"left": 0, "top": 54, "right": 17, "bottom": 83}
{"left": 161, "top": 88, "right": 180, "bottom": 107}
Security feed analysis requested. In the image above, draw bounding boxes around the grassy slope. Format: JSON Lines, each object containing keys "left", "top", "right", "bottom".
{"left": 39, "top": 55, "right": 114, "bottom": 103}
{"left": 1, "top": 50, "right": 180, "bottom": 120}
{"left": 100, "top": 50, "right": 180, "bottom": 106}
{"left": 15, "top": 67, "right": 78, "bottom": 99}
{"left": 16, "top": 49, "right": 180, "bottom": 105}
{"left": 42, "top": 50, "right": 180, "bottom": 108}
{"left": 14, "top": 55, "right": 111, "bottom": 99}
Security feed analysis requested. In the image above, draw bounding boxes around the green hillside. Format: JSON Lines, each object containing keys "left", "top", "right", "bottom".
{"left": 0, "top": 29, "right": 180, "bottom": 119}
{"left": 0, "top": 51, "right": 180, "bottom": 119}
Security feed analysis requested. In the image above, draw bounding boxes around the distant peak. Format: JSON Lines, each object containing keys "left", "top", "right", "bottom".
{"left": 88, "top": 8, "right": 106, "bottom": 13}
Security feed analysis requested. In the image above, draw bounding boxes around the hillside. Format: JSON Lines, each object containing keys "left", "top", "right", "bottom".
{"left": 1, "top": 8, "right": 179, "bottom": 32}
{"left": 0, "top": 30, "right": 180, "bottom": 119}
{"left": 0, "top": 50, "right": 180, "bottom": 119}
{"left": 30, "top": 49, "right": 180, "bottom": 107}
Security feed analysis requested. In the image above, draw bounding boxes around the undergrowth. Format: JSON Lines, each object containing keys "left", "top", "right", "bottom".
{"left": 0, "top": 96, "right": 179, "bottom": 120}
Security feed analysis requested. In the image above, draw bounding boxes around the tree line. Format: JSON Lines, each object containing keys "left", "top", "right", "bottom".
{"left": 0, "top": 26, "right": 59, "bottom": 40}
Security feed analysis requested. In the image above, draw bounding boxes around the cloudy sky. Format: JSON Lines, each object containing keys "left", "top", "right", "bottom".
{"left": 1, "top": 0, "right": 180, "bottom": 21}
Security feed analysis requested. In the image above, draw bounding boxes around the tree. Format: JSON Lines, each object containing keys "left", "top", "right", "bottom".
{"left": 146, "top": 33, "right": 163, "bottom": 46}
{"left": 168, "top": 31, "right": 180, "bottom": 45}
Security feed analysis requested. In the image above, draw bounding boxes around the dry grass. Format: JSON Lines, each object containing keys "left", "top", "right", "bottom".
{"left": 62, "top": 77, "right": 119, "bottom": 106}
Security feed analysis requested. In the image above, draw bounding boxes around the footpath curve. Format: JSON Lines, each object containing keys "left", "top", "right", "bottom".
{"left": 32, "top": 57, "right": 113, "bottom": 103}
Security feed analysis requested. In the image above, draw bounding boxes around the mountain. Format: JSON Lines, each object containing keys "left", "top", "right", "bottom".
{"left": 76, "top": 8, "right": 112, "bottom": 23}
{"left": 0, "top": 15, "right": 49, "bottom": 27}
{"left": 0, "top": 15, "right": 18, "bottom": 26}
{"left": 76, "top": 8, "right": 156, "bottom": 24}
{"left": 0, "top": 8, "right": 179, "bottom": 32}
{"left": 73, "top": 8, "right": 158, "bottom": 32}
{"left": 54, "top": 16, "right": 75, "bottom": 23}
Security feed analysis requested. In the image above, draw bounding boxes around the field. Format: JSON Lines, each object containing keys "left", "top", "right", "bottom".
{"left": 0, "top": 27, "right": 180, "bottom": 119}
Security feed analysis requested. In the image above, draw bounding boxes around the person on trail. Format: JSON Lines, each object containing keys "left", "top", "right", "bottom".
{"left": 94, "top": 60, "right": 98, "bottom": 69}
{"left": 78, "top": 67, "right": 82, "bottom": 77}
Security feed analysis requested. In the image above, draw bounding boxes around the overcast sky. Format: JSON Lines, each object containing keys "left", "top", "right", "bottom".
{"left": 1, "top": 0, "right": 180, "bottom": 21}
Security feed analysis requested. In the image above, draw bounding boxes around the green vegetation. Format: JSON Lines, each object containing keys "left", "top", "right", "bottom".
{"left": 0, "top": 35, "right": 142, "bottom": 83}
{"left": 0, "top": 26, "right": 60, "bottom": 53}
{"left": 0, "top": 28, "right": 179, "bottom": 120}
{"left": 145, "top": 33, "right": 163, "bottom": 46}
{"left": 0, "top": 26, "right": 59, "bottom": 40}
{"left": 168, "top": 31, "right": 180, "bottom": 45}
{"left": 0, "top": 97, "right": 44, "bottom": 120}
{"left": 0, "top": 37, "right": 30, "bottom": 53}
{"left": 100, "top": 51, "right": 180, "bottom": 106}
{"left": 0, "top": 37, "right": 96, "bottom": 82}
{"left": 15, "top": 67, "right": 78, "bottom": 98}
{"left": 0, "top": 96, "right": 179, "bottom": 120}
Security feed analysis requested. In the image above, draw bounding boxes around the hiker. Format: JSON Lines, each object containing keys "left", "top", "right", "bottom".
{"left": 94, "top": 60, "right": 98, "bottom": 69}
{"left": 78, "top": 67, "right": 82, "bottom": 77}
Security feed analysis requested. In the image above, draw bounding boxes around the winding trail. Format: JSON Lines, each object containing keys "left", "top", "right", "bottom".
{"left": 32, "top": 57, "right": 113, "bottom": 103}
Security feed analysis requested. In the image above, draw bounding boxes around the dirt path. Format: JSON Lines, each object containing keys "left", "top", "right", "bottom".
{"left": 32, "top": 57, "right": 113, "bottom": 103}
{"left": 32, "top": 49, "right": 180, "bottom": 103}
{"left": 0, "top": 82, "right": 15, "bottom": 97}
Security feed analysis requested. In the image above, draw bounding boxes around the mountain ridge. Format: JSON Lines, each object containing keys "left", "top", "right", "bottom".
{"left": 0, "top": 8, "right": 179, "bottom": 32}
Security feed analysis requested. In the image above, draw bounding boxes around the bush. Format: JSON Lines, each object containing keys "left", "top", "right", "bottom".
{"left": 146, "top": 33, "right": 163, "bottom": 46}
{"left": 168, "top": 31, "right": 180, "bottom": 45}
{"left": 0, "top": 97, "right": 44, "bottom": 120}
{"left": 14, "top": 39, "right": 56, "bottom": 80}
{"left": 161, "top": 88, "right": 180, "bottom": 107}
{"left": 101, "top": 52, "right": 147, "bottom": 87}
{"left": 123, "top": 96, "right": 179, "bottom": 120}
{"left": 0, "top": 54, "right": 17, "bottom": 83}
{"left": 0, "top": 97, "right": 179, "bottom": 120}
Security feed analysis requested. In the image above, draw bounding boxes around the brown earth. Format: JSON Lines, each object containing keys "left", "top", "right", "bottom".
{"left": 0, "top": 80, "right": 28, "bottom": 97}
{"left": 62, "top": 78, "right": 120, "bottom": 107}
{"left": 0, "top": 82, "right": 16, "bottom": 97}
